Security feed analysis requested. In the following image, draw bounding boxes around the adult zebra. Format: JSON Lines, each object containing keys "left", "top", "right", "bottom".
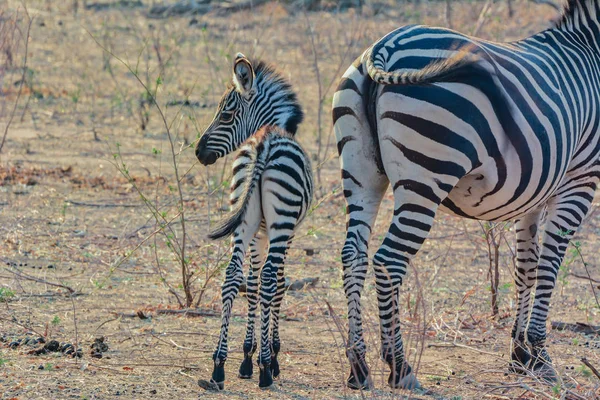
{"left": 333, "top": 0, "right": 600, "bottom": 390}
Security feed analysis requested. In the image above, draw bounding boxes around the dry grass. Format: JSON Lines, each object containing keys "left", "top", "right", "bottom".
{"left": 1, "top": 1, "right": 599, "bottom": 399}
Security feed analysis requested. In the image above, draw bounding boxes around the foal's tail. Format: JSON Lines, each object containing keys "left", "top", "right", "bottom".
{"left": 207, "top": 148, "right": 265, "bottom": 241}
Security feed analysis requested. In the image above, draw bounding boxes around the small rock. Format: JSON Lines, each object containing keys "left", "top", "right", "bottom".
{"left": 91, "top": 336, "right": 109, "bottom": 353}
{"left": 44, "top": 340, "right": 60, "bottom": 352}
{"left": 9, "top": 341, "right": 20, "bottom": 349}
{"left": 149, "top": 389, "right": 157, "bottom": 395}
{"left": 47, "top": 264, "right": 54, "bottom": 269}
{"left": 61, "top": 343, "right": 74, "bottom": 353}
{"left": 38, "top": 364, "right": 44, "bottom": 370}
{"left": 90, "top": 350, "right": 102, "bottom": 358}
{"left": 287, "top": 277, "right": 320, "bottom": 291}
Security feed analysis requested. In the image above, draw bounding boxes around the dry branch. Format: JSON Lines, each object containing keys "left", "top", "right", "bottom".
{"left": 551, "top": 321, "right": 600, "bottom": 335}
{"left": 581, "top": 358, "right": 600, "bottom": 381}
{"left": 4, "top": 266, "right": 76, "bottom": 294}
{"left": 66, "top": 199, "right": 142, "bottom": 208}
{"left": 529, "top": 0, "right": 560, "bottom": 11}
{"left": 0, "top": 7, "right": 32, "bottom": 157}
{"left": 148, "top": 0, "right": 269, "bottom": 18}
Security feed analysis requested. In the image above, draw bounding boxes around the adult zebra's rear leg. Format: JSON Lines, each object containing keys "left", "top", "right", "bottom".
{"left": 509, "top": 210, "right": 542, "bottom": 373}
{"left": 374, "top": 109, "right": 470, "bottom": 388}
{"left": 333, "top": 59, "right": 390, "bottom": 390}
{"left": 372, "top": 179, "right": 451, "bottom": 390}
{"left": 526, "top": 177, "right": 597, "bottom": 380}
{"left": 239, "top": 233, "right": 267, "bottom": 379}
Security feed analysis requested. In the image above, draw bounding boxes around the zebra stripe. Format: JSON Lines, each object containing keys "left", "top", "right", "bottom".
{"left": 333, "top": 0, "right": 600, "bottom": 389}
{"left": 196, "top": 54, "right": 313, "bottom": 390}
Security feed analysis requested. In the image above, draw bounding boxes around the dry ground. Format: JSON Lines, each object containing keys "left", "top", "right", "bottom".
{"left": 1, "top": 0, "right": 599, "bottom": 399}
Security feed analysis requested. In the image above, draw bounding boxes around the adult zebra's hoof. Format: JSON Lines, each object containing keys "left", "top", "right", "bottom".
{"left": 197, "top": 378, "right": 222, "bottom": 391}
{"left": 509, "top": 341, "right": 531, "bottom": 375}
{"left": 258, "top": 363, "right": 273, "bottom": 388}
{"left": 389, "top": 372, "right": 421, "bottom": 390}
{"left": 271, "top": 355, "right": 280, "bottom": 378}
{"left": 532, "top": 362, "right": 558, "bottom": 383}
{"left": 238, "top": 355, "right": 254, "bottom": 379}
{"left": 211, "top": 362, "right": 225, "bottom": 390}
{"left": 347, "top": 360, "right": 370, "bottom": 390}
{"left": 531, "top": 348, "right": 557, "bottom": 383}
{"left": 508, "top": 362, "right": 529, "bottom": 375}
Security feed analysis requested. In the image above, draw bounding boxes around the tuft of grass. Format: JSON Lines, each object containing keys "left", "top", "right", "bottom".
{"left": 0, "top": 287, "right": 15, "bottom": 302}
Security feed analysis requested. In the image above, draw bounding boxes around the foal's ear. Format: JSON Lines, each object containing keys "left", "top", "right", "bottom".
{"left": 232, "top": 53, "right": 255, "bottom": 96}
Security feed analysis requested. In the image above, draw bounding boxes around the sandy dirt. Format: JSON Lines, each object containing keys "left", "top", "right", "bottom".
{"left": 1, "top": 1, "right": 599, "bottom": 399}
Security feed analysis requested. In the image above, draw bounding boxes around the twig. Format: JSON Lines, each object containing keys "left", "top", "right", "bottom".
{"left": 428, "top": 341, "right": 500, "bottom": 357}
{"left": 529, "top": 0, "right": 560, "bottom": 10}
{"left": 0, "top": 6, "right": 32, "bottom": 157}
{"left": 551, "top": 321, "right": 600, "bottom": 335}
{"left": 155, "top": 308, "right": 220, "bottom": 318}
{"left": 581, "top": 358, "right": 600, "bottom": 381}
{"left": 4, "top": 266, "right": 76, "bottom": 294}
{"left": 66, "top": 200, "right": 142, "bottom": 208}
{"left": 472, "top": 0, "right": 493, "bottom": 37}
{"left": 568, "top": 272, "right": 600, "bottom": 284}
{"left": 70, "top": 295, "right": 79, "bottom": 365}
{"left": 0, "top": 315, "right": 45, "bottom": 338}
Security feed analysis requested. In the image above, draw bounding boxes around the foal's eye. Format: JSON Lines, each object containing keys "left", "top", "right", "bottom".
{"left": 220, "top": 111, "right": 234, "bottom": 123}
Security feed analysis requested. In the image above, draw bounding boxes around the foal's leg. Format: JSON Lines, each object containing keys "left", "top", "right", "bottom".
{"left": 526, "top": 179, "right": 596, "bottom": 380}
{"left": 239, "top": 232, "right": 267, "bottom": 379}
{"left": 256, "top": 233, "right": 291, "bottom": 388}
{"left": 270, "top": 236, "right": 292, "bottom": 379}
{"left": 211, "top": 203, "right": 262, "bottom": 389}
{"left": 509, "top": 210, "right": 542, "bottom": 373}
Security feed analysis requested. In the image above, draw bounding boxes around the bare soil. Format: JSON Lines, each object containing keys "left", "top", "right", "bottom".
{"left": 1, "top": 1, "right": 599, "bottom": 399}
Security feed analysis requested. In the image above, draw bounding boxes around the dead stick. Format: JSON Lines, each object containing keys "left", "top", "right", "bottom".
{"left": 66, "top": 200, "right": 141, "bottom": 208}
{"left": 581, "top": 358, "right": 600, "bottom": 381}
{"left": 4, "top": 267, "right": 75, "bottom": 293}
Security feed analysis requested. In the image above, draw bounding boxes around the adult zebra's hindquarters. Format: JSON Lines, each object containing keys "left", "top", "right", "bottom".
{"left": 333, "top": 0, "right": 600, "bottom": 390}
{"left": 196, "top": 54, "right": 314, "bottom": 390}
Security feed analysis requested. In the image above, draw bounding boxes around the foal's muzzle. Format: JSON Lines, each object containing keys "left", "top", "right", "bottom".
{"left": 196, "top": 135, "right": 218, "bottom": 166}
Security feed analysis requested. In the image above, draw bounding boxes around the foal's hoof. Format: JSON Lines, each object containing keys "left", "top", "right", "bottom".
{"left": 211, "top": 362, "right": 225, "bottom": 390}
{"left": 347, "top": 361, "right": 370, "bottom": 390}
{"left": 238, "top": 356, "right": 253, "bottom": 379}
{"left": 258, "top": 363, "right": 273, "bottom": 388}
{"left": 389, "top": 372, "right": 421, "bottom": 390}
{"left": 271, "top": 355, "right": 280, "bottom": 378}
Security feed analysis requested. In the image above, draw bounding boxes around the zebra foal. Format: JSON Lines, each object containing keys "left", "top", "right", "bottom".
{"left": 333, "top": 0, "right": 600, "bottom": 390}
{"left": 196, "top": 54, "right": 313, "bottom": 389}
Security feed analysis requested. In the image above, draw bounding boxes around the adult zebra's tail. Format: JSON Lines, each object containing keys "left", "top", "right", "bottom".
{"left": 365, "top": 40, "right": 480, "bottom": 85}
{"left": 207, "top": 148, "right": 264, "bottom": 240}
